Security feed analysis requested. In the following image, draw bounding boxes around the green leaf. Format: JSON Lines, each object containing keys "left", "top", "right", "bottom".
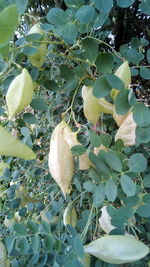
{"left": 96, "top": 53, "right": 114, "bottom": 73}
{"left": 136, "top": 126, "right": 150, "bottom": 144}
{"left": 94, "top": 12, "right": 109, "bottom": 28}
{"left": 105, "top": 179, "right": 117, "bottom": 202}
{"left": 89, "top": 152, "right": 110, "bottom": 176}
{"left": 47, "top": 8, "right": 67, "bottom": 27}
{"left": 32, "top": 234, "right": 40, "bottom": 253}
{"left": 117, "top": 0, "right": 135, "bottom": 8}
{"left": 114, "top": 89, "right": 131, "bottom": 115}
{"left": 82, "top": 38, "right": 98, "bottom": 63}
{"left": 83, "top": 181, "right": 96, "bottom": 192}
{"left": 75, "top": 5, "right": 95, "bottom": 24}
{"left": 146, "top": 49, "right": 150, "bottom": 63}
{"left": 18, "top": 237, "right": 29, "bottom": 255}
{"left": 43, "top": 80, "right": 60, "bottom": 92}
{"left": 44, "top": 234, "right": 54, "bottom": 251}
{"left": 133, "top": 103, "right": 150, "bottom": 126}
{"left": 60, "top": 64, "right": 75, "bottom": 80}
{"left": 94, "top": 0, "right": 113, "bottom": 12}
{"left": 27, "top": 220, "right": 38, "bottom": 234}
{"left": 73, "top": 236, "right": 84, "bottom": 258}
{"left": 127, "top": 48, "right": 144, "bottom": 65}
{"left": 64, "top": 0, "right": 84, "bottom": 8}
{"left": 84, "top": 235, "right": 149, "bottom": 264}
{"left": 144, "top": 174, "right": 150, "bottom": 188}
{"left": 13, "top": 222, "right": 27, "bottom": 235}
{"left": 105, "top": 73, "right": 125, "bottom": 90}
{"left": 100, "top": 133, "right": 111, "bottom": 148}
{"left": 71, "top": 145, "right": 86, "bottom": 156}
{"left": 140, "top": 66, "right": 150, "bottom": 80}
{"left": 89, "top": 131, "right": 101, "bottom": 147}
{"left": 104, "top": 151, "right": 122, "bottom": 172}
{"left": 93, "top": 76, "right": 112, "bottom": 98}
{"left": 139, "top": 0, "right": 150, "bottom": 15}
{"left": 143, "top": 194, "right": 150, "bottom": 204}
{"left": 93, "top": 185, "right": 105, "bottom": 207}
{"left": 15, "top": 0, "right": 28, "bottom": 14}
{"left": 136, "top": 205, "right": 150, "bottom": 218}
{"left": 128, "top": 153, "right": 147, "bottom": 173}
{"left": 31, "top": 98, "right": 48, "bottom": 111}
{"left": 120, "top": 175, "right": 136, "bottom": 196}
{"left": 0, "top": 5, "right": 19, "bottom": 45}
{"left": 23, "top": 113, "right": 37, "bottom": 124}
{"left": 62, "top": 23, "right": 78, "bottom": 44}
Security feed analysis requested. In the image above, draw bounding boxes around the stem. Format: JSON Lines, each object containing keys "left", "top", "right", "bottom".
{"left": 80, "top": 204, "right": 94, "bottom": 241}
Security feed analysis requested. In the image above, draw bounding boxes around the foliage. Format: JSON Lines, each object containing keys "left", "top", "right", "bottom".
{"left": 0, "top": 0, "right": 150, "bottom": 266}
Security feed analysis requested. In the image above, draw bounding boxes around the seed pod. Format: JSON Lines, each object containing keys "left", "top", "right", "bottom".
{"left": 6, "top": 68, "right": 34, "bottom": 118}
{"left": 63, "top": 203, "right": 77, "bottom": 227}
{"left": 111, "top": 61, "right": 131, "bottom": 101}
{"left": 48, "top": 121, "right": 74, "bottom": 196}
{"left": 4, "top": 212, "right": 21, "bottom": 228}
{"left": 115, "top": 112, "right": 136, "bottom": 146}
{"left": 0, "top": 125, "right": 35, "bottom": 160}
{"left": 84, "top": 235, "right": 149, "bottom": 264}
{"left": 98, "top": 98, "right": 113, "bottom": 114}
{"left": 82, "top": 85, "right": 101, "bottom": 124}
{"left": 63, "top": 125, "right": 90, "bottom": 170}
{"left": 28, "top": 23, "right": 47, "bottom": 69}
{"left": 113, "top": 105, "right": 129, "bottom": 126}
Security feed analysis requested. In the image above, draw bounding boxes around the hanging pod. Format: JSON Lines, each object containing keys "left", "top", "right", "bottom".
{"left": 84, "top": 235, "right": 149, "bottom": 264}
{"left": 82, "top": 85, "right": 101, "bottom": 124}
{"left": 0, "top": 125, "right": 35, "bottom": 160}
{"left": 48, "top": 121, "right": 74, "bottom": 196}
{"left": 28, "top": 23, "right": 47, "bottom": 69}
{"left": 115, "top": 112, "right": 136, "bottom": 146}
{"left": 111, "top": 61, "right": 131, "bottom": 101}
{"left": 6, "top": 68, "right": 34, "bottom": 118}
{"left": 98, "top": 98, "right": 113, "bottom": 114}
{"left": 63, "top": 124, "right": 90, "bottom": 170}
{"left": 63, "top": 203, "right": 77, "bottom": 227}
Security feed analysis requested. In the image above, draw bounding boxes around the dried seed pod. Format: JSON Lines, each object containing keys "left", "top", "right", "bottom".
{"left": 84, "top": 235, "right": 149, "bottom": 264}
{"left": 6, "top": 68, "right": 34, "bottom": 118}
{"left": 115, "top": 112, "right": 136, "bottom": 146}
{"left": 28, "top": 23, "right": 47, "bottom": 69}
{"left": 48, "top": 121, "right": 74, "bottom": 196}
{"left": 0, "top": 125, "right": 35, "bottom": 160}
{"left": 111, "top": 61, "right": 131, "bottom": 101}
{"left": 63, "top": 125, "right": 90, "bottom": 170}
{"left": 82, "top": 85, "right": 101, "bottom": 124}
{"left": 113, "top": 105, "right": 129, "bottom": 126}
{"left": 63, "top": 203, "right": 77, "bottom": 227}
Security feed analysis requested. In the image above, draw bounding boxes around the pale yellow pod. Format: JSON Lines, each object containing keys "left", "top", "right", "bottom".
{"left": 115, "top": 112, "right": 136, "bottom": 146}
{"left": 28, "top": 23, "right": 47, "bottom": 69}
{"left": 98, "top": 98, "right": 113, "bottom": 114}
{"left": 82, "top": 85, "right": 101, "bottom": 124}
{"left": 6, "top": 68, "right": 34, "bottom": 118}
{"left": 48, "top": 121, "right": 74, "bottom": 196}
{"left": 4, "top": 212, "right": 21, "bottom": 228}
{"left": 63, "top": 125, "right": 90, "bottom": 170}
{"left": 63, "top": 203, "right": 77, "bottom": 227}
{"left": 0, "top": 125, "right": 35, "bottom": 160}
{"left": 111, "top": 61, "right": 131, "bottom": 101}
{"left": 113, "top": 106, "right": 129, "bottom": 126}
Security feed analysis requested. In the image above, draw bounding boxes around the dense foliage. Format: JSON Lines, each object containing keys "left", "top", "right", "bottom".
{"left": 0, "top": 0, "right": 150, "bottom": 266}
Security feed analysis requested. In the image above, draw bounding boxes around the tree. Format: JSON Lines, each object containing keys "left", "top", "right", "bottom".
{"left": 0, "top": 1, "right": 150, "bottom": 266}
